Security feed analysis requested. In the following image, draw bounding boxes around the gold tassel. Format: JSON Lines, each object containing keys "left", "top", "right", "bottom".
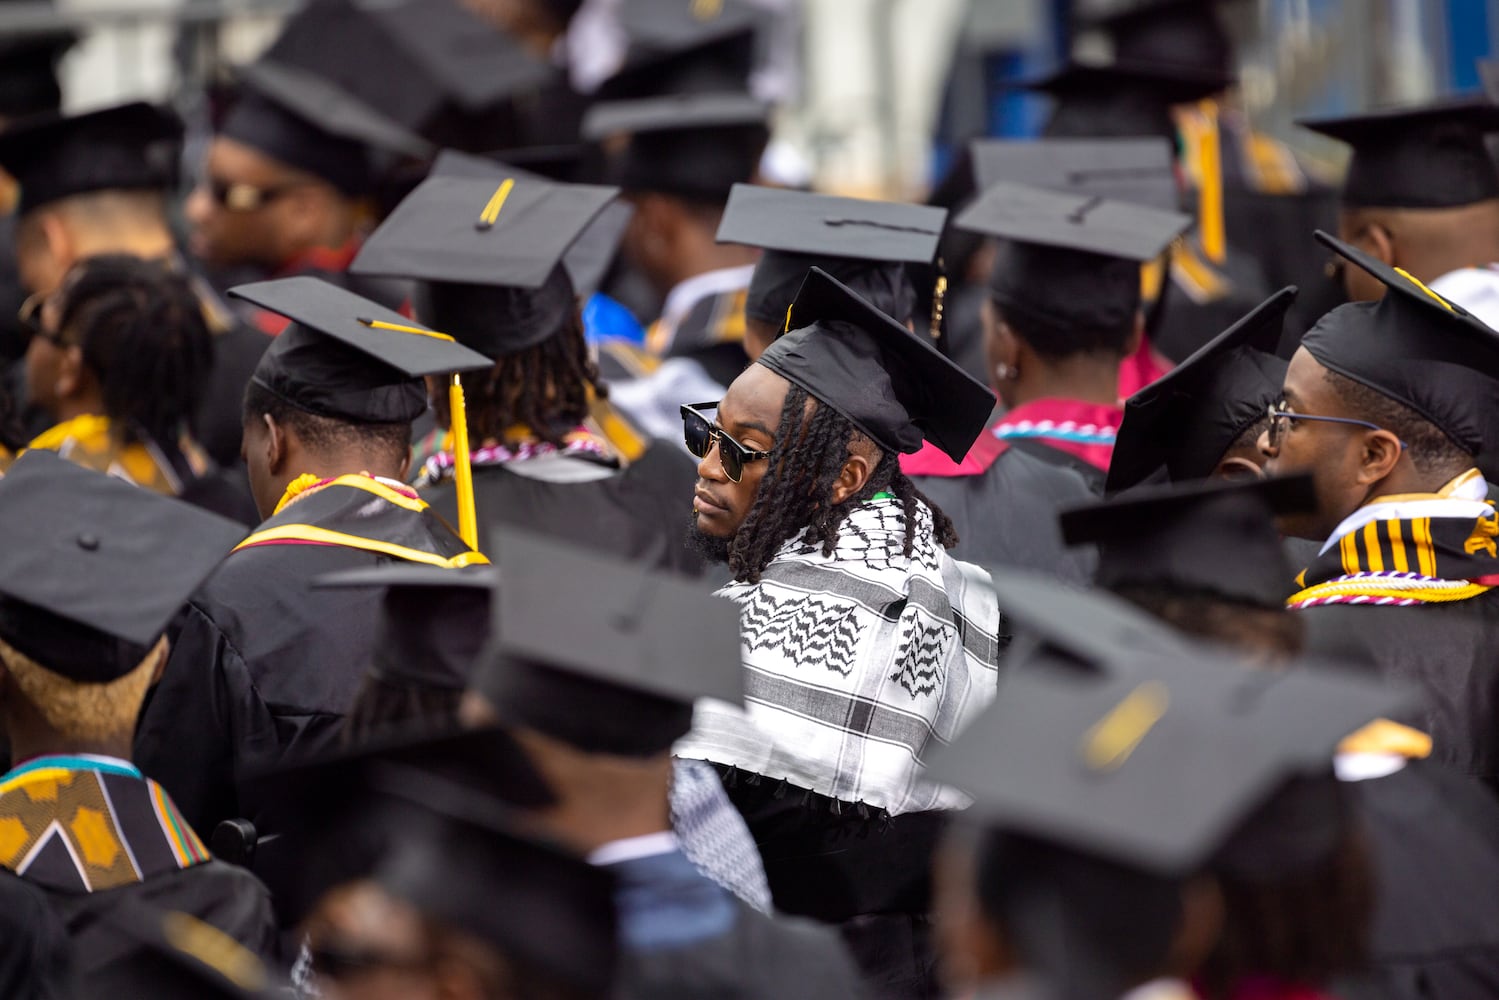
{"left": 1193, "top": 100, "right": 1226, "bottom": 265}
{"left": 449, "top": 374, "right": 479, "bottom": 550}
{"left": 929, "top": 264, "right": 948, "bottom": 341}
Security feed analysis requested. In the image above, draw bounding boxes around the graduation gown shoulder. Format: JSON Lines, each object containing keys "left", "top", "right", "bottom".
{"left": 618, "top": 895, "right": 865, "bottom": 1000}
{"left": 910, "top": 446, "right": 1098, "bottom": 583}
{"left": 1351, "top": 760, "right": 1499, "bottom": 1000}
{"left": 1300, "top": 593, "right": 1499, "bottom": 782}
{"left": 134, "top": 481, "right": 474, "bottom": 834}
{"left": 423, "top": 440, "right": 704, "bottom": 575}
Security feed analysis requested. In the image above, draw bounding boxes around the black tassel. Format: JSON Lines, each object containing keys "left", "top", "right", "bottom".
{"left": 773, "top": 778, "right": 788, "bottom": 799}
{"left": 745, "top": 771, "right": 762, "bottom": 787}
{"left": 724, "top": 765, "right": 738, "bottom": 788}
{"left": 829, "top": 798, "right": 842, "bottom": 817}
{"left": 856, "top": 800, "right": 869, "bottom": 819}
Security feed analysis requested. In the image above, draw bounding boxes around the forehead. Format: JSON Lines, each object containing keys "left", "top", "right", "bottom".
{"left": 207, "top": 135, "right": 295, "bottom": 184}
{"left": 1282, "top": 346, "right": 1336, "bottom": 409}
{"left": 719, "top": 362, "right": 792, "bottom": 434}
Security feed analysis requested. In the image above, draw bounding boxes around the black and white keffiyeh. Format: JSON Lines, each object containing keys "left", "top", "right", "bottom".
{"left": 676, "top": 497, "right": 1005, "bottom": 815}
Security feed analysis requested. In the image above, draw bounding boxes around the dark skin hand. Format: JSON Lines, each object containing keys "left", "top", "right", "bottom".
{"left": 1260, "top": 347, "right": 1415, "bottom": 541}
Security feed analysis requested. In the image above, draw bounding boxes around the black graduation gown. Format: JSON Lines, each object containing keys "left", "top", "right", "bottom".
{"left": 715, "top": 765, "right": 948, "bottom": 998}
{"left": 0, "top": 872, "right": 70, "bottom": 1000}
{"left": 1301, "top": 593, "right": 1499, "bottom": 785}
{"left": 422, "top": 441, "right": 704, "bottom": 575}
{"left": 619, "top": 896, "right": 867, "bottom": 1000}
{"left": 908, "top": 438, "right": 1099, "bottom": 584}
{"left": 1349, "top": 760, "right": 1499, "bottom": 1000}
{"left": 133, "top": 478, "right": 477, "bottom": 835}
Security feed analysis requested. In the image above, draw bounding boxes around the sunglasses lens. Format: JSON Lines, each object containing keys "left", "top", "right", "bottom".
{"left": 720, "top": 440, "right": 743, "bottom": 482}
{"left": 683, "top": 409, "right": 711, "bottom": 458}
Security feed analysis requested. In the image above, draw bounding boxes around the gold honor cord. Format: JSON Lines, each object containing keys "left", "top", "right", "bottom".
{"left": 476, "top": 178, "right": 516, "bottom": 230}
{"left": 1080, "top": 680, "right": 1170, "bottom": 772}
{"left": 450, "top": 374, "right": 479, "bottom": 550}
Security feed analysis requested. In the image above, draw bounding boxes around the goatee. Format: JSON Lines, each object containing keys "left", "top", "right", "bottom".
{"left": 685, "top": 515, "right": 731, "bottom": 564}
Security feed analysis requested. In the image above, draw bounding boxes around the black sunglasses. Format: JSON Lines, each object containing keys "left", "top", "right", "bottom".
{"left": 202, "top": 177, "right": 307, "bottom": 212}
{"left": 680, "top": 401, "right": 773, "bottom": 483}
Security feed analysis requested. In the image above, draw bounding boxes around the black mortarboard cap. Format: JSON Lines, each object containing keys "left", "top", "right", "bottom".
{"left": 241, "top": 724, "right": 556, "bottom": 925}
{"left": 970, "top": 137, "right": 1180, "bottom": 211}
{"left": 230, "top": 275, "right": 492, "bottom": 423}
{"left": 0, "top": 101, "right": 181, "bottom": 215}
{"left": 599, "top": 0, "right": 763, "bottom": 99}
{"left": 473, "top": 528, "right": 744, "bottom": 757}
{"left": 314, "top": 564, "right": 496, "bottom": 691}
{"left": 1303, "top": 230, "right": 1499, "bottom": 456}
{"left": 957, "top": 180, "right": 1189, "bottom": 351}
{"left": 221, "top": 60, "right": 430, "bottom": 197}
{"left": 927, "top": 644, "right": 1405, "bottom": 873}
{"left": 719, "top": 183, "right": 945, "bottom": 324}
{"left": 0, "top": 452, "right": 242, "bottom": 682}
{"left": 370, "top": 765, "right": 618, "bottom": 995}
{"left": 0, "top": 15, "right": 75, "bottom": 120}
{"left": 764, "top": 267, "right": 995, "bottom": 459}
{"left": 1108, "top": 286, "right": 1295, "bottom": 493}
{"left": 1059, "top": 475, "right": 1315, "bottom": 608}
{"left": 584, "top": 92, "right": 771, "bottom": 203}
{"left": 262, "top": 0, "right": 557, "bottom": 142}
{"left": 351, "top": 171, "right": 620, "bottom": 356}
{"left": 1093, "top": 0, "right": 1235, "bottom": 92}
{"left": 1024, "top": 63, "right": 1212, "bottom": 142}
{"left": 1298, "top": 97, "right": 1499, "bottom": 209}
{"left": 424, "top": 149, "right": 637, "bottom": 298}
{"left": 84, "top": 902, "right": 274, "bottom": 1000}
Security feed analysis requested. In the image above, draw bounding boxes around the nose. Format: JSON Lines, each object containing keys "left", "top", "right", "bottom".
{"left": 184, "top": 183, "right": 213, "bottom": 227}
{"left": 1257, "top": 425, "right": 1276, "bottom": 460}
{"left": 697, "top": 436, "right": 726, "bottom": 482}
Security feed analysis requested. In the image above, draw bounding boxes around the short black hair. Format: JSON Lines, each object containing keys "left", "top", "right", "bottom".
{"left": 1321, "top": 368, "right": 1471, "bottom": 479}
{"left": 55, "top": 254, "right": 212, "bottom": 447}
{"left": 1111, "top": 582, "right": 1305, "bottom": 662}
{"left": 432, "top": 314, "right": 606, "bottom": 448}
{"left": 726, "top": 383, "right": 958, "bottom": 583}
{"left": 242, "top": 380, "right": 411, "bottom": 462}
{"left": 992, "top": 299, "right": 1136, "bottom": 361}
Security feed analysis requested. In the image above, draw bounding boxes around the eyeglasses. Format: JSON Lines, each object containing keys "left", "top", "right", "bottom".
{"left": 201, "top": 177, "right": 307, "bottom": 212}
{"left": 16, "top": 292, "right": 64, "bottom": 347}
{"left": 1265, "top": 400, "right": 1407, "bottom": 450}
{"left": 680, "top": 401, "right": 773, "bottom": 483}
{"left": 307, "top": 943, "right": 431, "bottom": 982}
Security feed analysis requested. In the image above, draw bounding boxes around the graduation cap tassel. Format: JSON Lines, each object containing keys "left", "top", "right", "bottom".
{"left": 448, "top": 374, "right": 479, "bottom": 550}
{"left": 1192, "top": 99, "right": 1227, "bottom": 266}
{"left": 929, "top": 258, "right": 948, "bottom": 342}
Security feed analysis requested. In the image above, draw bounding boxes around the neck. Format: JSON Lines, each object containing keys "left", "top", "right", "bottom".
{"left": 664, "top": 241, "right": 757, "bottom": 296}
{"left": 6, "top": 729, "right": 133, "bottom": 769}
{"left": 50, "top": 398, "right": 106, "bottom": 428}
{"left": 1366, "top": 461, "right": 1468, "bottom": 503}
{"left": 288, "top": 455, "right": 406, "bottom": 489}
{"left": 1008, "top": 351, "right": 1122, "bottom": 409}
{"left": 284, "top": 204, "right": 359, "bottom": 267}
{"left": 72, "top": 223, "right": 176, "bottom": 263}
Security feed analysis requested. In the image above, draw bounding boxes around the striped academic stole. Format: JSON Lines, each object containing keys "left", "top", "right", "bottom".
{"left": 233, "top": 475, "right": 487, "bottom": 569}
{"left": 1288, "top": 506, "right": 1499, "bottom": 609}
{"left": 0, "top": 757, "right": 209, "bottom": 893}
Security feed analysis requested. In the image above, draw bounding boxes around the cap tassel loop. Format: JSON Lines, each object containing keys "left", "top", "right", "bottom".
{"left": 448, "top": 374, "right": 479, "bottom": 551}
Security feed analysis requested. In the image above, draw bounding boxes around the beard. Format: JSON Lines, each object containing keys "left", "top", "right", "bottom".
{"left": 685, "top": 514, "right": 732, "bottom": 564}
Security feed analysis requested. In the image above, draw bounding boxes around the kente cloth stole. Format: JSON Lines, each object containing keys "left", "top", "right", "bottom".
{"left": 1288, "top": 506, "right": 1499, "bottom": 609}
{"left": 0, "top": 758, "right": 208, "bottom": 893}
{"left": 234, "top": 474, "right": 488, "bottom": 568}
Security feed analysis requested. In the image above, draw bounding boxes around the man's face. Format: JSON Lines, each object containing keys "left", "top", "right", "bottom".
{"left": 185, "top": 137, "right": 305, "bottom": 270}
{"left": 302, "top": 881, "right": 439, "bottom": 1000}
{"left": 1261, "top": 347, "right": 1375, "bottom": 540}
{"left": 690, "top": 363, "right": 790, "bottom": 551}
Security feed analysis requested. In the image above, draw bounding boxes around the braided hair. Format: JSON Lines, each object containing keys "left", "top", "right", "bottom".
{"left": 55, "top": 254, "right": 212, "bottom": 447}
{"left": 433, "top": 312, "right": 608, "bottom": 447}
{"left": 728, "top": 383, "right": 958, "bottom": 583}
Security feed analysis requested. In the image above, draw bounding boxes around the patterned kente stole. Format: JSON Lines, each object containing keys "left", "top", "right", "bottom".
{"left": 1288, "top": 469, "right": 1499, "bottom": 609}
{"left": 0, "top": 756, "right": 209, "bottom": 893}
{"left": 233, "top": 473, "right": 487, "bottom": 568}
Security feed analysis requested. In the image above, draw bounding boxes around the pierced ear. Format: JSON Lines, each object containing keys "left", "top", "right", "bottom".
{"left": 830, "top": 452, "right": 874, "bottom": 505}
{"left": 1214, "top": 455, "right": 1266, "bottom": 482}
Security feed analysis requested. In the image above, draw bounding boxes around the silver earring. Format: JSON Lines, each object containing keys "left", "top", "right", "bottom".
{"left": 995, "top": 362, "right": 1019, "bottom": 381}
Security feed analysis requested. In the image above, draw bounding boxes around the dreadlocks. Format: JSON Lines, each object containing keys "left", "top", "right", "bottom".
{"left": 727, "top": 383, "right": 958, "bottom": 583}
{"left": 433, "top": 313, "right": 608, "bottom": 447}
{"left": 55, "top": 254, "right": 212, "bottom": 448}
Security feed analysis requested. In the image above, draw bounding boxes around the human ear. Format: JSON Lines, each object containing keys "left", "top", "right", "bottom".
{"left": 55, "top": 345, "right": 85, "bottom": 399}
{"left": 263, "top": 413, "right": 287, "bottom": 476}
{"left": 830, "top": 452, "right": 874, "bottom": 505}
{"left": 1214, "top": 455, "right": 1266, "bottom": 482}
{"left": 1364, "top": 223, "right": 1396, "bottom": 266}
{"left": 1357, "top": 430, "right": 1404, "bottom": 486}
